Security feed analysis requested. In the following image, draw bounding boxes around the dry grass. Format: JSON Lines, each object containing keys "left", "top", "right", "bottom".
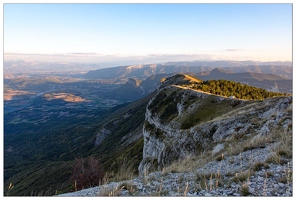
{"left": 240, "top": 183, "right": 250, "bottom": 196}
{"left": 118, "top": 182, "right": 138, "bottom": 195}
{"left": 232, "top": 170, "right": 253, "bottom": 183}
{"left": 97, "top": 185, "right": 123, "bottom": 196}
{"left": 6, "top": 183, "right": 14, "bottom": 196}
{"left": 252, "top": 162, "right": 270, "bottom": 171}
{"left": 215, "top": 153, "right": 225, "bottom": 161}
{"left": 193, "top": 172, "right": 224, "bottom": 192}
{"left": 163, "top": 153, "right": 213, "bottom": 174}
{"left": 106, "top": 158, "right": 135, "bottom": 183}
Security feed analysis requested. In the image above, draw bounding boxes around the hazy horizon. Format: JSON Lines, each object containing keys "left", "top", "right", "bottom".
{"left": 3, "top": 52, "right": 293, "bottom": 66}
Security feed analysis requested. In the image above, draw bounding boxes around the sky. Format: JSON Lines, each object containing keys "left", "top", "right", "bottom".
{"left": 3, "top": 2, "right": 293, "bottom": 63}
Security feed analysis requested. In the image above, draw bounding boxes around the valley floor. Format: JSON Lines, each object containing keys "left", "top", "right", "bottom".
{"left": 58, "top": 143, "right": 292, "bottom": 197}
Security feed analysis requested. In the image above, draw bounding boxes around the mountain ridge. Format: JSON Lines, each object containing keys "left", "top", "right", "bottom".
{"left": 84, "top": 61, "right": 292, "bottom": 80}
{"left": 139, "top": 81, "right": 291, "bottom": 174}
{"left": 58, "top": 73, "right": 292, "bottom": 197}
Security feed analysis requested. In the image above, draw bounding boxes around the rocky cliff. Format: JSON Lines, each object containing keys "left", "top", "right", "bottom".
{"left": 138, "top": 74, "right": 292, "bottom": 175}
{"left": 59, "top": 74, "right": 292, "bottom": 197}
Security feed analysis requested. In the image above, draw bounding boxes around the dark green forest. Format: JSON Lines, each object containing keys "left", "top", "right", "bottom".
{"left": 190, "top": 79, "right": 288, "bottom": 100}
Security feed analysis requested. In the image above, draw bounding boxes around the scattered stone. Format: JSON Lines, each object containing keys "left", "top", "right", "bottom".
{"left": 257, "top": 176, "right": 264, "bottom": 182}
{"left": 59, "top": 155, "right": 293, "bottom": 197}
{"left": 249, "top": 187, "right": 255, "bottom": 194}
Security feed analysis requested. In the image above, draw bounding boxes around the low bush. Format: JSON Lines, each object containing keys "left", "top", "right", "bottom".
{"left": 71, "top": 157, "right": 104, "bottom": 191}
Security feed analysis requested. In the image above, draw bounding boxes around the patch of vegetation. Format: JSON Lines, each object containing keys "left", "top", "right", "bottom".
{"left": 215, "top": 154, "right": 225, "bottom": 161}
{"left": 191, "top": 79, "right": 288, "bottom": 100}
{"left": 194, "top": 173, "right": 212, "bottom": 190}
{"left": 144, "top": 121, "right": 165, "bottom": 140}
{"left": 160, "top": 101, "right": 178, "bottom": 121}
{"left": 71, "top": 157, "right": 104, "bottom": 191}
{"left": 180, "top": 95, "right": 237, "bottom": 129}
{"left": 118, "top": 182, "right": 138, "bottom": 196}
{"left": 148, "top": 92, "right": 167, "bottom": 111}
{"left": 277, "top": 149, "right": 290, "bottom": 157}
{"left": 278, "top": 177, "right": 288, "bottom": 184}
{"left": 240, "top": 183, "right": 251, "bottom": 196}
{"left": 183, "top": 95, "right": 197, "bottom": 110}
{"left": 148, "top": 89, "right": 183, "bottom": 123}
{"left": 4, "top": 161, "right": 74, "bottom": 196}
{"left": 232, "top": 170, "right": 253, "bottom": 183}
{"left": 252, "top": 162, "right": 270, "bottom": 171}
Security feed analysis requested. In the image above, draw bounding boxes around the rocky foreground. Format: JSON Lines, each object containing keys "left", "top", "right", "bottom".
{"left": 59, "top": 144, "right": 292, "bottom": 197}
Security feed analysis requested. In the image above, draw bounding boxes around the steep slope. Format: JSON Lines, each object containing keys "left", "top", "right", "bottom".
{"left": 107, "top": 74, "right": 173, "bottom": 101}
{"left": 4, "top": 91, "right": 154, "bottom": 196}
{"left": 138, "top": 74, "right": 292, "bottom": 174}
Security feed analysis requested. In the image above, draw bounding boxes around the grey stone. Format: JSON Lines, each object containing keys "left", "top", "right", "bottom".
{"left": 278, "top": 183, "right": 285, "bottom": 188}
{"left": 249, "top": 187, "right": 255, "bottom": 194}
{"left": 257, "top": 176, "right": 264, "bottom": 182}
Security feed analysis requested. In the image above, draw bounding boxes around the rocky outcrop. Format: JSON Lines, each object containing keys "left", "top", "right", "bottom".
{"left": 95, "top": 128, "right": 111, "bottom": 146}
{"left": 138, "top": 79, "right": 292, "bottom": 175}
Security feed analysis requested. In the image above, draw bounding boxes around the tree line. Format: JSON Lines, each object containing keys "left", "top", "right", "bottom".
{"left": 190, "top": 79, "right": 288, "bottom": 100}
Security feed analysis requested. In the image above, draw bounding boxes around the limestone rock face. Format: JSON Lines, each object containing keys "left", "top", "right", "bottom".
{"left": 95, "top": 128, "right": 111, "bottom": 146}
{"left": 138, "top": 79, "right": 292, "bottom": 175}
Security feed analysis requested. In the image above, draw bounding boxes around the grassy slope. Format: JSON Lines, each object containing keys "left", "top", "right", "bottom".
{"left": 4, "top": 91, "right": 154, "bottom": 196}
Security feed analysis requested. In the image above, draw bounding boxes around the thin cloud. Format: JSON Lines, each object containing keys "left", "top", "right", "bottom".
{"left": 226, "top": 49, "right": 244, "bottom": 51}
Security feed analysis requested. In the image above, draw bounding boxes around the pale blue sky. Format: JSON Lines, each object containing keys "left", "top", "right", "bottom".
{"left": 3, "top": 3, "right": 292, "bottom": 62}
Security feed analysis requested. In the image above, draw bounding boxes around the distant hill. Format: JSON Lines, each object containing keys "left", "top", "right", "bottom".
{"left": 84, "top": 61, "right": 292, "bottom": 80}
{"left": 221, "top": 65, "right": 292, "bottom": 79}
{"left": 84, "top": 64, "right": 212, "bottom": 79}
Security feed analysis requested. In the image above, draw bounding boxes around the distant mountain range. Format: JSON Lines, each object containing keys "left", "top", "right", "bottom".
{"left": 84, "top": 61, "right": 292, "bottom": 80}
{"left": 4, "top": 60, "right": 292, "bottom": 80}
